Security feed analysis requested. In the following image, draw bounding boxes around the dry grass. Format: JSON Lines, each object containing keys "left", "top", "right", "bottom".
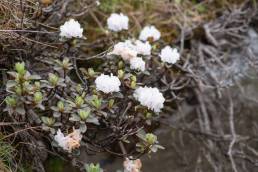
{"left": 0, "top": 0, "right": 247, "bottom": 54}
{"left": 84, "top": 0, "right": 248, "bottom": 44}
{"left": 0, "top": 0, "right": 39, "bottom": 38}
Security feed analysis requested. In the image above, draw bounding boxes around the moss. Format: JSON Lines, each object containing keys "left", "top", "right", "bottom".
{"left": 44, "top": 156, "right": 80, "bottom": 172}
{"left": 44, "top": 157, "right": 65, "bottom": 172}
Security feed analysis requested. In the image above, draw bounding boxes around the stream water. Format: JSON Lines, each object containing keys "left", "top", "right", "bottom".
{"left": 45, "top": 28, "right": 258, "bottom": 172}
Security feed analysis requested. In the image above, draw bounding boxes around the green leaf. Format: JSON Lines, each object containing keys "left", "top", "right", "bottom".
{"left": 53, "top": 122, "right": 62, "bottom": 127}
{"left": 6, "top": 80, "right": 17, "bottom": 86}
{"left": 155, "top": 145, "right": 165, "bottom": 150}
{"left": 136, "top": 130, "right": 146, "bottom": 140}
{"left": 79, "top": 124, "right": 87, "bottom": 133}
{"left": 78, "top": 109, "right": 90, "bottom": 120}
{"left": 37, "top": 104, "right": 45, "bottom": 110}
{"left": 69, "top": 114, "right": 81, "bottom": 122}
{"left": 53, "top": 112, "right": 61, "bottom": 118}
{"left": 113, "top": 92, "right": 124, "bottom": 98}
{"left": 86, "top": 116, "right": 100, "bottom": 125}
{"left": 7, "top": 71, "right": 17, "bottom": 78}
{"left": 15, "top": 106, "right": 25, "bottom": 115}
{"left": 42, "top": 125, "right": 50, "bottom": 131}
{"left": 29, "top": 75, "right": 41, "bottom": 80}
{"left": 85, "top": 163, "right": 103, "bottom": 172}
{"left": 41, "top": 116, "right": 55, "bottom": 126}
{"left": 150, "top": 145, "right": 158, "bottom": 153}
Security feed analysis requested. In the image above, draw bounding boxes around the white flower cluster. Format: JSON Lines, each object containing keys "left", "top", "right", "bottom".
{"left": 110, "top": 41, "right": 137, "bottom": 61}
{"left": 134, "top": 86, "right": 165, "bottom": 113}
{"left": 60, "top": 19, "right": 83, "bottom": 38}
{"left": 110, "top": 40, "right": 150, "bottom": 71}
{"left": 123, "top": 158, "right": 142, "bottom": 172}
{"left": 159, "top": 46, "right": 180, "bottom": 64}
{"left": 139, "top": 25, "right": 161, "bottom": 41}
{"left": 54, "top": 129, "right": 82, "bottom": 152}
{"left": 135, "top": 40, "right": 152, "bottom": 56}
{"left": 107, "top": 13, "right": 129, "bottom": 32}
{"left": 130, "top": 57, "right": 145, "bottom": 72}
{"left": 110, "top": 40, "right": 151, "bottom": 60}
{"left": 95, "top": 74, "right": 121, "bottom": 93}
{"left": 103, "top": 13, "right": 181, "bottom": 113}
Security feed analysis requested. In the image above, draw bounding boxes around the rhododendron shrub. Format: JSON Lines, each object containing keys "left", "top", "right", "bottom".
{"left": 4, "top": 14, "right": 181, "bottom": 171}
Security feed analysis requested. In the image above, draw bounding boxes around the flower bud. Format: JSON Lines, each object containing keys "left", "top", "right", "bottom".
{"left": 76, "top": 84, "right": 82, "bottom": 93}
{"left": 34, "top": 91, "right": 43, "bottom": 104}
{"left": 62, "top": 58, "right": 71, "bottom": 70}
{"left": 91, "top": 95, "right": 101, "bottom": 109}
{"left": 15, "top": 74, "right": 22, "bottom": 83}
{"left": 145, "top": 133, "right": 157, "bottom": 145}
{"left": 81, "top": 92, "right": 86, "bottom": 98}
{"left": 22, "top": 81, "right": 30, "bottom": 93}
{"left": 34, "top": 82, "right": 41, "bottom": 91}
{"left": 130, "top": 81, "right": 136, "bottom": 89}
{"left": 108, "top": 99, "right": 115, "bottom": 109}
{"left": 86, "top": 163, "right": 102, "bottom": 172}
{"left": 131, "top": 75, "right": 137, "bottom": 82}
{"left": 118, "top": 61, "right": 124, "bottom": 69}
{"left": 88, "top": 68, "right": 95, "bottom": 77}
{"left": 5, "top": 96, "right": 17, "bottom": 107}
{"left": 48, "top": 73, "right": 59, "bottom": 87}
{"left": 15, "top": 62, "right": 26, "bottom": 75}
{"left": 117, "top": 69, "right": 124, "bottom": 79}
{"left": 145, "top": 112, "right": 152, "bottom": 119}
{"left": 15, "top": 86, "right": 22, "bottom": 96}
{"left": 57, "top": 101, "right": 64, "bottom": 112}
{"left": 75, "top": 96, "right": 84, "bottom": 107}
{"left": 78, "top": 110, "right": 90, "bottom": 120}
{"left": 42, "top": 117, "right": 55, "bottom": 126}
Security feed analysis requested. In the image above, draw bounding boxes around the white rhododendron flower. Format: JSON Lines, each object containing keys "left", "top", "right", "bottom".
{"left": 110, "top": 41, "right": 137, "bottom": 61}
{"left": 107, "top": 13, "right": 129, "bottom": 32}
{"left": 96, "top": 0, "right": 100, "bottom": 6}
{"left": 135, "top": 40, "right": 152, "bottom": 56}
{"left": 110, "top": 39, "right": 152, "bottom": 60}
{"left": 159, "top": 46, "right": 180, "bottom": 64}
{"left": 95, "top": 74, "right": 121, "bottom": 93}
{"left": 139, "top": 25, "right": 161, "bottom": 41}
{"left": 54, "top": 128, "right": 82, "bottom": 152}
{"left": 123, "top": 158, "right": 142, "bottom": 172}
{"left": 134, "top": 86, "right": 165, "bottom": 113}
{"left": 124, "top": 40, "right": 136, "bottom": 49}
{"left": 60, "top": 19, "right": 83, "bottom": 38}
{"left": 54, "top": 129, "right": 68, "bottom": 150}
{"left": 130, "top": 57, "right": 145, "bottom": 71}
